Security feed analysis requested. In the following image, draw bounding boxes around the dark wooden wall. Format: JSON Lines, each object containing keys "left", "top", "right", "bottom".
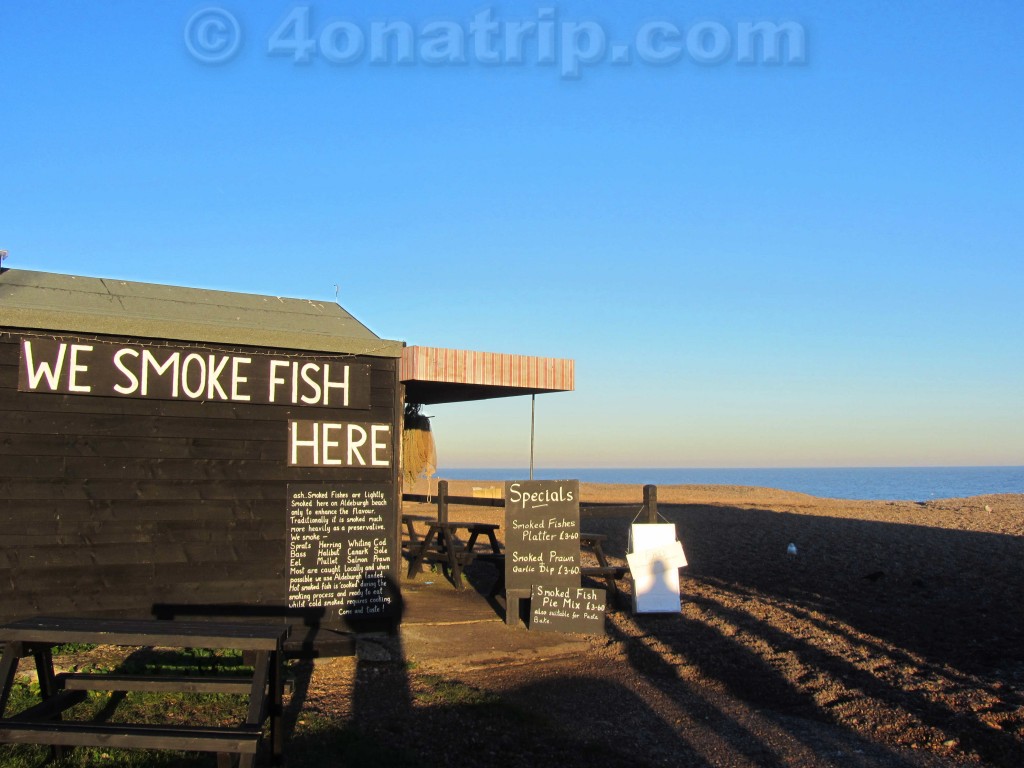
{"left": 0, "top": 329, "right": 400, "bottom": 625}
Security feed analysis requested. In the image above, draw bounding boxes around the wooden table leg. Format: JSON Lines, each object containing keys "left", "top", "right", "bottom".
{"left": 32, "top": 645, "right": 68, "bottom": 759}
{"left": 403, "top": 516, "right": 420, "bottom": 545}
{"left": 269, "top": 644, "right": 283, "bottom": 763}
{"left": 583, "top": 537, "right": 621, "bottom": 597}
{"left": 590, "top": 539, "right": 610, "bottom": 568}
{"left": 407, "top": 526, "right": 439, "bottom": 579}
{"left": 440, "top": 528, "right": 465, "bottom": 590}
{"left": 486, "top": 529, "right": 503, "bottom": 554}
{"left": 32, "top": 646, "right": 58, "bottom": 702}
{"left": 491, "top": 567, "right": 506, "bottom": 597}
{"left": 0, "top": 641, "right": 23, "bottom": 716}
{"left": 240, "top": 649, "right": 272, "bottom": 768}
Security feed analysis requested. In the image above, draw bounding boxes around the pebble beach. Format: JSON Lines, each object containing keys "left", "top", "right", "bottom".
{"left": 393, "top": 480, "right": 1024, "bottom": 765}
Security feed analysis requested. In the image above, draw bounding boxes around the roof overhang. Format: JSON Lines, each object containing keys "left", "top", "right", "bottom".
{"left": 401, "top": 346, "right": 574, "bottom": 405}
{"left": 0, "top": 269, "right": 404, "bottom": 358}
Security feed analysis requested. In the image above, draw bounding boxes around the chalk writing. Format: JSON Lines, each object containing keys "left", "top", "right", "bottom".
{"left": 529, "top": 584, "right": 606, "bottom": 635}
{"left": 288, "top": 484, "right": 394, "bottom": 617}
{"left": 504, "top": 480, "right": 580, "bottom": 591}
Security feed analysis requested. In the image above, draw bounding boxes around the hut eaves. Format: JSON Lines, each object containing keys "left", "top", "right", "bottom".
{"left": 0, "top": 269, "right": 403, "bottom": 357}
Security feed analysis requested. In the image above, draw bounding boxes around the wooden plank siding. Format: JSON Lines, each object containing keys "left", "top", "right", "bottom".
{"left": 0, "top": 330, "right": 400, "bottom": 626}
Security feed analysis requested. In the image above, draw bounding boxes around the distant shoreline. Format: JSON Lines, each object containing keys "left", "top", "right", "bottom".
{"left": 425, "top": 466, "right": 1024, "bottom": 503}
{"left": 409, "top": 477, "right": 1022, "bottom": 507}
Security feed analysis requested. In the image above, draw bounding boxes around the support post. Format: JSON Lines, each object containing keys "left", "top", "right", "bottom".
{"left": 644, "top": 484, "right": 658, "bottom": 523}
{"left": 529, "top": 394, "right": 535, "bottom": 481}
{"left": 437, "top": 480, "right": 449, "bottom": 524}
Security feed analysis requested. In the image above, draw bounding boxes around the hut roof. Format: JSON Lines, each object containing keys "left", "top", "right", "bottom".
{"left": 0, "top": 269, "right": 403, "bottom": 357}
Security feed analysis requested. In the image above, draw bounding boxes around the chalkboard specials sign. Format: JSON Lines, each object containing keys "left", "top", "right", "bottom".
{"left": 530, "top": 585, "right": 606, "bottom": 635}
{"left": 504, "top": 480, "right": 580, "bottom": 591}
{"left": 288, "top": 483, "right": 395, "bottom": 619}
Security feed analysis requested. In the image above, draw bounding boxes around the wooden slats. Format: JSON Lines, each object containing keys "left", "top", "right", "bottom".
{"left": 0, "top": 614, "right": 288, "bottom": 764}
{"left": 2, "top": 617, "right": 286, "bottom": 650}
{"left": 0, "top": 381, "right": 398, "bottom": 416}
{"left": 401, "top": 346, "right": 573, "bottom": 391}
{"left": 2, "top": 539, "right": 285, "bottom": 569}
{"left": 57, "top": 674, "right": 257, "bottom": 695}
{"left": 0, "top": 328, "right": 399, "bottom": 625}
{"left": 0, "top": 721, "right": 262, "bottom": 753}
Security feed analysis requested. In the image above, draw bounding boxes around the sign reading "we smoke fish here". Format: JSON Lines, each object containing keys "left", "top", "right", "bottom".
{"left": 17, "top": 337, "right": 371, "bottom": 408}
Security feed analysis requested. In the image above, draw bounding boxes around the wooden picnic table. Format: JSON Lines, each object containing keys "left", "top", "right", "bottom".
{"left": 579, "top": 532, "right": 631, "bottom": 599}
{"left": 504, "top": 533, "right": 631, "bottom": 626}
{"left": 0, "top": 616, "right": 289, "bottom": 767}
{"left": 403, "top": 516, "right": 503, "bottom": 590}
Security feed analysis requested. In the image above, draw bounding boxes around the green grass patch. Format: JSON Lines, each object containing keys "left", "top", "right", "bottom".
{"left": 413, "top": 674, "right": 540, "bottom": 726}
{"left": 414, "top": 674, "right": 502, "bottom": 707}
{"left": 0, "top": 743, "right": 212, "bottom": 768}
{"left": 52, "top": 643, "right": 97, "bottom": 655}
{"left": 0, "top": 684, "right": 226, "bottom": 765}
{"left": 118, "top": 647, "right": 251, "bottom": 677}
{"left": 0, "top": 679, "right": 230, "bottom": 767}
{"left": 286, "top": 715, "right": 419, "bottom": 768}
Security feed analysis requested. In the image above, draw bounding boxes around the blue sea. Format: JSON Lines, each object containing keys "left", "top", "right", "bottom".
{"left": 438, "top": 466, "right": 1024, "bottom": 502}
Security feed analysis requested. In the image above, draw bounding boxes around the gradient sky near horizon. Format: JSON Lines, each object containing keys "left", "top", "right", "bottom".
{"left": 2, "top": 1, "right": 1021, "bottom": 469}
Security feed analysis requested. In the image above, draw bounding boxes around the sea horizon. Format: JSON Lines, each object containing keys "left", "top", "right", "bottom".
{"left": 435, "top": 465, "right": 1024, "bottom": 502}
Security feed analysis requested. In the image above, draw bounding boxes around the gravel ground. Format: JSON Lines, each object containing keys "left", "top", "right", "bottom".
{"left": 25, "top": 485, "right": 1024, "bottom": 767}
{"left": 293, "top": 485, "right": 1023, "bottom": 767}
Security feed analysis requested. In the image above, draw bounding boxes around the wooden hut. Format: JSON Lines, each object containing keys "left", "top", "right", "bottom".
{"left": 0, "top": 269, "right": 404, "bottom": 642}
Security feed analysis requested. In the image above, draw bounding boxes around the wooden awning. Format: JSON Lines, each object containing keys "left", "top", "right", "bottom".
{"left": 400, "top": 346, "right": 574, "bottom": 405}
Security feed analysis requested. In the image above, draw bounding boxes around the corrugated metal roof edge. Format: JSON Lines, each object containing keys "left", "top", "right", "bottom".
{"left": 1, "top": 308, "right": 405, "bottom": 358}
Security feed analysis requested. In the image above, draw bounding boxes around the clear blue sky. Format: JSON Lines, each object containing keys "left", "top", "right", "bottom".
{"left": 2, "top": 1, "right": 1021, "bottom": 469}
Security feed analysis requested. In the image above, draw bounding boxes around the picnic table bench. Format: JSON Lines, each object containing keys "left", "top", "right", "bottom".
{"left": 504, "top": 533, "right": 632, "bottom": 626}
{"left": 579, "top": 533, "right": 631, "bottom": 598}
{"left": 0, "top": 616, "right": 289, "bottom": 767}
{"left": 403, "top": 515, "right": 503, "bottom": 590}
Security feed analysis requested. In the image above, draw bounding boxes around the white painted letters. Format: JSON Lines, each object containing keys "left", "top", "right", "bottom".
{"left": 21, "top": 340, "right": 68, "bottom": 391}
{"left": 288, "top": 420, "right": 392, "bottom": 468}
{"left": 18, "top": 337, "right": 370, "bottom": 409}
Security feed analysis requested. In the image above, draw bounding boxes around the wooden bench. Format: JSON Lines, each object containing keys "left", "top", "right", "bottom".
{"left": 0, "top": 616, "right": 289, "bottom": 767}
{"left": 581, "top": 565, "right": 631, "bottom": 583}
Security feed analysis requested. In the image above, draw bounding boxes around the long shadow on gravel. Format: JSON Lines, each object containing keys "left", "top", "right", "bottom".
{"left": 585, "top": 504, "right": 1024, "bottom": 677}
{"left": 685, "top": 587, "right": 1024, "bottom": 767}
{"left": 605, "top": 611, "right": 943, "bottom": 768}
{"left": 584, "top": 504, "right": 1024, "bottom": 767}
{"left": 676, "top": 504, "right": 1024, "bottom": 676}
{"left": 285, "top": 668, "right": 697, "bottom": 768}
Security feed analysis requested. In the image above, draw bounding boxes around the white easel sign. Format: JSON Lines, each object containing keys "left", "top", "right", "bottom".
{"left": 627, "top": 524, "right": 687, "bottom": 614}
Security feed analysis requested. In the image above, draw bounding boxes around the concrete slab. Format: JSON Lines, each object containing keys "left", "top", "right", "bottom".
{"left": 397, "top": 574, "right": 593, "bottom": 671}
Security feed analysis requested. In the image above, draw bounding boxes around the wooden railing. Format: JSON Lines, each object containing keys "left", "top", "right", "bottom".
{"left": 403, "top": 480, "right": 659, "bottom": 523}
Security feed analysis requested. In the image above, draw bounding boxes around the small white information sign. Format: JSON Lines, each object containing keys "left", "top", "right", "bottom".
{"left": 628, "top": 524, "right": 687, "bottom": 614}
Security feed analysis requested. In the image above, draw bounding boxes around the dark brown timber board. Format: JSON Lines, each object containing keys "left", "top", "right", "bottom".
{"left": 0, "top": 330, "right": 400, "bottom": 626}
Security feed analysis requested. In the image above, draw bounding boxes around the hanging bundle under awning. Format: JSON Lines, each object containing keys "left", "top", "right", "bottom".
{"left": 402, "top": 403, "right": 436, "bottom": 486}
